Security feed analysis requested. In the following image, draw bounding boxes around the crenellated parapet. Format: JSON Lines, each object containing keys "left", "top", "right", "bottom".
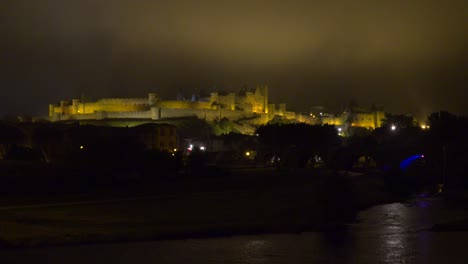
{"left": 46, "top": 88, "right": 315, "bottom": 128}
{"left": 155, "top": 100, "right": 211, "bottom": 110}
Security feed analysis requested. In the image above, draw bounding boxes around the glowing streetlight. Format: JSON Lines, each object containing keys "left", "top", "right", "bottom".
{"left": 245, "top": 151, "right": 251, "bottom": 156}
{"left": 391, "top": 125, "right": 396, "bottom": 131}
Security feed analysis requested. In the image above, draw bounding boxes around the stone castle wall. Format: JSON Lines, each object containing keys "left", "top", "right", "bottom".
{"left": 51, "top": 98, "right": 151, "bottom": 116}
{"left": 50, "top": 106, "right": 261, "bottom": 123}
{"left": 351, "top": 111, "right": 385, "bottom": 129}
{"left": 159, "top": 108, "right": 254, "bottom": 121}
{"left": 210, "top": 93, "right": 236, "bottom": 111}
{"left": 47, "top": 88, "right": 324, "bottom": 129}
{"left": 296, "top": 114, "right": 320, "bottom": 124}
{"left": 156, "top": 100, "right": 212, "bottom": 110}
{"left": 51, "top": 111, "right": 152, "bottom": 121}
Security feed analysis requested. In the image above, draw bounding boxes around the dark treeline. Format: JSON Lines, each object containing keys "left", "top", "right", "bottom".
{"left": 255, "top": 111, "right": 468, "bottom": 192}
{"left": 256, "top": 123, "right": 341, "bottom": 168}
{"left": 2, "top": 112, "right": 468, "bottom": 237}
{"left": 0, "top": 122, "right": 189, "bottom": 195}
{"left": 1, "top": 111, "right": 468, "bottom": 195}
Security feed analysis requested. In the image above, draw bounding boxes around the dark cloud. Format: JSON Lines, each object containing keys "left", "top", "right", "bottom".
{"left": 1, "top": 0, "right": 467, "bottom": 118}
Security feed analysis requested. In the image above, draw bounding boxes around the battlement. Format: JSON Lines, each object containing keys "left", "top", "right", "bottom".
{"left": 46, "top": 88, "right": 315, "bottom": 129}
{"left": 96, "top": 98, "right": 149, "bottom": 105}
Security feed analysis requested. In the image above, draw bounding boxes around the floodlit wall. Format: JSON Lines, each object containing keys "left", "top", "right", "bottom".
{"left": 81, "top": 103, "right": 148, "bottom": 114}
{"left": 296, "top": 114, "right": 320, "bottom": 125}
{"left": 210, "top": 93, "right": 236, "bottom": 110}
{"left": 234, "top": 96, "right": 252, "bottom": 112}
{"left": 351, "top": 111, "right": 385, "bottom": 129}
{"left": 232, "top": 86, "right": 268, "bottom": 113}
{"left": 322, "top": 116, "right": 343, "bottom": 126}
{"left": 374, "top": 111, "right": 385, "bottom": 128}
{"left": 352, "top": 113, "right": 375, "bottom": 129}
{"left": 156, "top": 100, "right": 211, "bottom": 110}
{"left": 158, "top": 108, "right": 250, "bottom": 121}
{"left": 320, "top": 111, "right": 385, "bottom": 129}
{"left": 283, "top": 111, "right": 296, "bottom": 120}
{"left": 160, "top": 108, "right": 202, "bottom": 119}
{"left": 47, "top": 89, "right": 321, "bottom": 129}
{"left": 51, "top": 98, "right": 151, "bottom": 115}
{"left": 105, "top": 111, "right": 151, "bottom": 119}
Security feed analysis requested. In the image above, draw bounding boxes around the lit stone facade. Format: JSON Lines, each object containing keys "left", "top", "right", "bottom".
{"left": 322, "top": 110, "right": 386, "bottom": 130}
{"left": 49, "top": 86, "right": 270, "bottom": 119}
{"left": 46, "top": 85, "right": 319, "bottom": 134}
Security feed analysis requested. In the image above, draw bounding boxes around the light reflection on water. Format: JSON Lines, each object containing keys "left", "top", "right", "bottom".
{"left": 1, "top": 198, "right": 468, "bottom": 264}
{"left": 241, "top": 240, "right": 268, "bottom": 264}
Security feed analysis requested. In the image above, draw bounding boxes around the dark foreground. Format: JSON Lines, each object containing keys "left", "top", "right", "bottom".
{"left": 0, "top": 168, "right": 398, "bottom": 248}
{"left": 1, "top": 197, "right": 468, "bottom": 264}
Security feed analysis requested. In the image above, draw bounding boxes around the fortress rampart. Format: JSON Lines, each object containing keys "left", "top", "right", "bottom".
{"left": 156, "top": 100, "right": 212, "bottom": 110}
{"left": 47, "top": 86, "right": 319, "bottom": 132}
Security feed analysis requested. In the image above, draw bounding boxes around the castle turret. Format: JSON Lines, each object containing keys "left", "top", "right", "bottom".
{"left": 261, "top": 85, "right": 268, "bottom": 113}
{"left": 49, "top": 104, "right": 55, "bottom": 117}
{"left": 268, "top": 104, "right": 275, "bottom": 115}
{"left": 151, "top": 107, "right": 160, "bottom": 120}
{"left": 374, "top": 111, "right": 386, "bottom": 128}
{"left": 72, "top": 99, "right": 81, "bottom": 114}
{"left": 148, "top": 93, "right": 158, "bottom": 106}
{"left": 228, "top": 93, "right": 236, "bottom": 111}
{"left": 60, "top": 100, "right": 70, "bottom": 114}
{"left": 210, "top": 92, "right": 219, "bottom": 105}
{"left": 279, "top": 103, "right": 286, "bottom": 116}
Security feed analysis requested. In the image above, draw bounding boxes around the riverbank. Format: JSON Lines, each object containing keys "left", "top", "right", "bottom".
{"left": 0, "top": 168, "right": 401, "bottom": 249}
{"left": 430, "top": 190, "right": 468, "bottom": 232}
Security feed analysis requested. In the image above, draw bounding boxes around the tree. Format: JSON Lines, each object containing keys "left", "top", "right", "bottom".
{"left": 426, "top": 111, "right": 468, "bottom": 189}
{"left": 32, "top": 124, "right": 63, "bottom": 163}
{"left": 256, "top": 123, "right": 341, "bottom": 168}
{"left": 381, "top": 113, "right": 416, "bottom": 129}
{"left": 427, "top": 111, "right": 466, "bottom": 142}
{"left": 0, "top": 122, "right": 24, "bottom": 159}
{"left": 218, "top": 117, "right": 234, "bottom": 133}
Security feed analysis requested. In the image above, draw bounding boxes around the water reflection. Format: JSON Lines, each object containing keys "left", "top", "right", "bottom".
{"left": 241, "top": 240, "right": 268, "bottom": 264}
{"left": 353, "top": 201, "right": 433, "bottom": 263}
{"left": 1, "top": 198, "right": 468, "bottom": 264}
{"left": 380, "top": 204, "right": 412, "bottom": 263}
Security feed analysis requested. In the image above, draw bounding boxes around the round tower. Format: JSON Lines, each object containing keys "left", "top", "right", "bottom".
{"left": 60, "top": 101, "right": 69, "bottom": 114}
{"left": 148, "top": 93, "right": 158, "bottom": 106}
{"left": 72, "top": 99, "right": 81, "bottom": 114}
{"left": 48, "top": 104, "right": 55, "bottom": 117}
{"left": 262, "top": 85, "right": 268, "bottom": 113}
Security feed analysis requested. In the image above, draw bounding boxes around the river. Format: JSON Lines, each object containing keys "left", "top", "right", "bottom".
{"left": 1, "top": 197, "right": 468, "bottom": 263}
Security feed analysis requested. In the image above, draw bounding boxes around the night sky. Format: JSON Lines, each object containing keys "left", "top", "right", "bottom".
{"left": 1, "top": 0, "right": 466, "bottom": 118}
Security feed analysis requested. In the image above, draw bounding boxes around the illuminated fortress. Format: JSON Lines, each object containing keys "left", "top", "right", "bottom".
{"left": 48, "top": 86, "right": 317, "bottom": 132}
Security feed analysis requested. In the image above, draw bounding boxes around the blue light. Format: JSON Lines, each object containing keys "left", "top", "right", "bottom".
{"left": 399, "top": 154, "right": 424, "bottom": 170}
